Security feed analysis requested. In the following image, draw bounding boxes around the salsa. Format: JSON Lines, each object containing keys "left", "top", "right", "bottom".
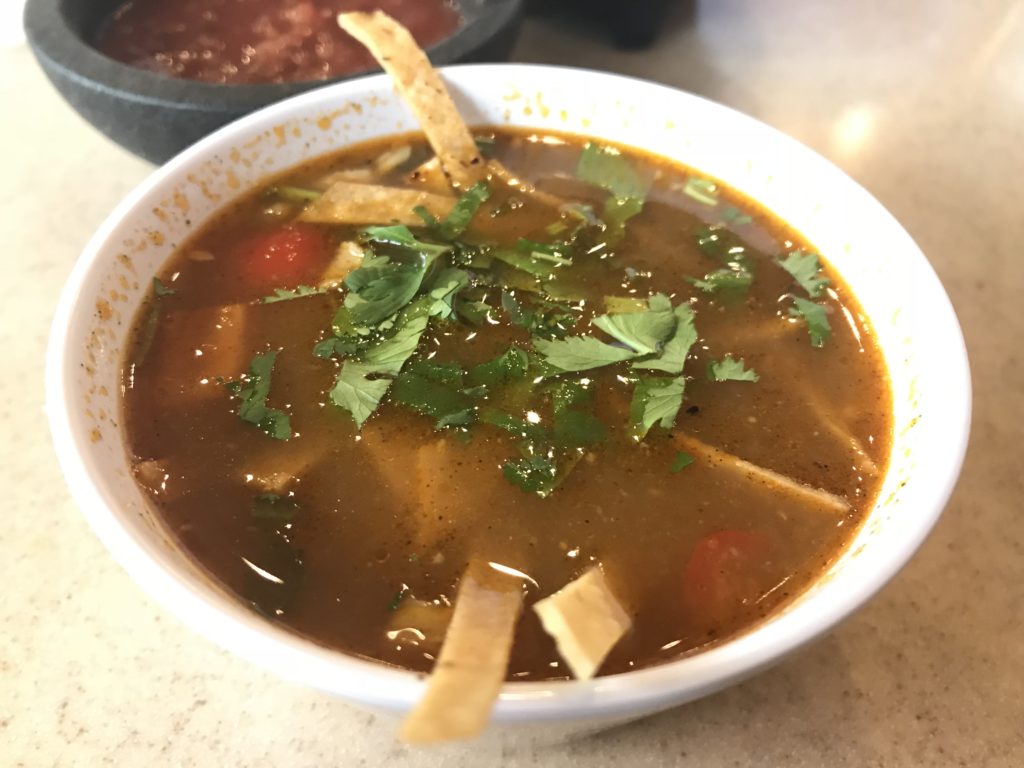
{"left": 95, "top": 0, "right": 461, "bottom": 84}
{"left": 122, "top": 129, "right": 891, "bottom": 682}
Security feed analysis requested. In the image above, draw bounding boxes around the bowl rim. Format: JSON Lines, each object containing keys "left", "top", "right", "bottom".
{"left": 23, "top": 0, "right": 523, "bottom": 111}
{"left": 45, "top": 63, "right": 972, "bottom": 722}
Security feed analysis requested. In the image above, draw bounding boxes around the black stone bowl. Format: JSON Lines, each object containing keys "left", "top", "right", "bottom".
{"left": 24, "top": 0, "right": 523, "bottom": 164}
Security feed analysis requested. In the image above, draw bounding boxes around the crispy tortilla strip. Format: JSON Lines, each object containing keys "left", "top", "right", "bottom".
{"left": 400, "top": 561, "right": 524, "bottom": 744}
{"left": 300, "top": 179, "right": 454, "bottom": 225}
{"left": 673, "top": 433, "right": 851, "bottom": 514}
{"left": 487, "top": 159, "right": 564, "bottom": 209}
{"left": 804, "top": 393, "right": 880, "bottom": 476}
{"left": 533, "top": 566, "right": 631, "bottom": 680}
{"left": 319, "top": 241, "right": 365, "bottom": 288}
{"left": 407, "top": 157, "right": 451, "bottom": 194}
{"left": 337, "top": 11, "right": 486, "bottom": 189}
{"left": 246, "top": 438, "right": 330, "bottom": 495}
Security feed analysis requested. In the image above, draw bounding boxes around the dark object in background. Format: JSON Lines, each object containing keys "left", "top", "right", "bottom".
{"left": 24, "top": 0, "right": 523, "bottom": 164}
{"left": 526, "top": 0, "right": 675, "bottom": 49}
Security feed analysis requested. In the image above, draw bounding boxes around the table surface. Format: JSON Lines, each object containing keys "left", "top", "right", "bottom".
{"left": 3, "top": 1, "right": 1022, "bottom": 765}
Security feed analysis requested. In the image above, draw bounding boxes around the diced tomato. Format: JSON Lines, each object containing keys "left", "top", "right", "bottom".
{"left": 682, "top": 529, "right": 773, "bottom": 626}
{"left": 234, "top": 223, "right": 329, "bottom": 291}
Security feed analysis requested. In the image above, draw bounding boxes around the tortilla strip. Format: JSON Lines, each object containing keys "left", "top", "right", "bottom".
{"left": 533, "top": 566, "right": 631, "bottom": 680}
{"left": 300, "top": 179, "right": 454, "bottom": 225}
{"left": 337, "top": 11, "right": 486, "bottom": 189}
{"left": 400, "top": 561, "right": 524, "bottom": 744}
{"left": 319, "top": 241, "right": 365, "bottom": 288}
{"left": 407, "top": 157, "right": 451, "bottom": 194}
{"left": 673, "top": 433, "right": 851, "bottom": 514}
{"left": 804, "top": 393, "right": 880, "bottom": 476}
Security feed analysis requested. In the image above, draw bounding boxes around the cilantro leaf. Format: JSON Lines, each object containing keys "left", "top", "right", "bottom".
{"left": 492, "top": 247, "right": 571, "bottom": 277}
{"left": 469, "top": 347, "right": 529, "bottom": 387}
{"left": 789, "top": 297, "right": 832, "bottom": 348}
{"left": 262, "top": 285, "right": 325, "bottom": 303}
{"left": 361, "top": 224, "right": 450, "bottom": 262}
{"left": 329, "top": 362, "right": 393, "bottom": 428}
{"left": 454, "top": 298, "right": 493, "bottom": 326}
{"left": 534, "top": 335, "right": 637, "bottom": 372}
{"left": 435, "top": 181, "right": 490, "bottom": 240}
{"left": 312, "top": 337, "right": 356, "bottom": 360}
{"left": 391, "top": 369, "right": 477, "bottom": 429}
{"left": 343, "top": 257, "right": 427, "bottom": 326}
{"left": 503, "top": 453, "right": 559, "bottom": 496}
{"left": 225, "top": 351, "right": 292, "bottom": 440}
{"left": 153, "top": 277, "right": 175, "bottom": 297}
{"left": 425, "top": 267, "right": 470, "bottom": 319}
{"left": 629, "top": 376, "right": 685, "bottom": 438}
{"left": 683, "top": 177, "right": 719, "bottom": 206}
{"left": 502, "top": 291, "right": 576, "bottom": 340}
{"left": 778, "top": 249, "right": 830, "bottom": 297}
{"left": 633, "top": 303, "right": 697, "bottom": 374}
{"left": 707, "top": 355, "right": 759, "bottom": 382}
{"left": 577, "top": 143, "right": 648, "bottom": 242}
{"left": 592, "top": 293, "right": 676, "bottom": 355}
{"left": 328, "top": 299, "right": 433, "bottom": 427}
{"left": 553, "top": 409, "right": 606, "bottom": 448}
{"left": 721, "top": 205, "right": 753, "bottom": 226}
{"left": 688, "top": 268, "right": 753, "bottom": 296}
{"left": 577, "top": 143, "right": 647, "bottom": 200}
{"left": 480, "top": 408, "right": 547, "bottom": 441}
{"left": 550, "top": 379, "right": 592, "bottom": 413}
{"left": 670, "top": 452, "right": 695, "bottom": 473}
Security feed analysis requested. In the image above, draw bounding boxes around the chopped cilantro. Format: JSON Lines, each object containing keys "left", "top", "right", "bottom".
{"left": 789, "top": 297, "right": 832, "bottom": 348}
{"left": 480, "top": 409, "right": 546, "bottom": 441}
{"left": 252, "top": 493, "right": 300, "bottom": 521}
{"left": 683, "top": 177, "right": 719, "bottom": 206}
{"left": 707, "top": 355, "right": 759, "bottom": 382}
{"left": 435, "top": 182, "right": 490, "bottom": 240}
{"left": 721, "top": 205, "right": 753, "bottom": 226}
{"left": 688, "top": 268, "right": 753, "bottom": 296}
{"left": 632, "top": 303, "right": 697, "bottom": 375}
{"left": 262, "top": 285, "right": 325, "bottom": 303}
{"left": 501, "top": 291, "right": 576, "bottom": 340}
{"left": 387, "top": 585, "right": 410, "bottom": 611}
{"left": 152, "top": 277, "right": 175, "bottom": 297}
{"left": 670, "top": 452, "right": 695, "bottom": 473}
{"left": 592, "top": 293, "right": 676, "bottom": 355}
{"left": 576, "top": 143, "right": 647, "bottom": 242}
{"left": 629, "top": 376, "right": 686, "bottom": 438}
{"left": 553, "top": 409, "right": 606, "bottom": 448}
{"left": 534, "top": 335, "right": 636, "bottom": 372}
{"left": 225, "top": 351, "right": 292, "bottom": 440}
{"left": 425, "top": 267, "right": 470, "bottom": 319}
{"left": 503, "top": 452, "right": 559, "bottom": 497}
{"left": 454, "top": 298, "right": 493, "bottom": 326}
{"left": 342, "top": 255, "right": 428, "bottom": 325}
{"left": 492, "top": 247, "right": 571, "bottom": 277}
{"left": 391, "top": 367, "right": 477, "bottom": 429}
{"left": 778, "top": 249, "right": 830, "bottom": 297}
{"left": 469, "top": 347, "right": 529, "bottom": 387}
{"left": 312, "top": 337, "right": 356, "bottom": 360}
{"left": 361, "top": 224, "right": 450, "bottom": 261}
{"left": 330, "top": 362, "right": 394, "bottom": 428}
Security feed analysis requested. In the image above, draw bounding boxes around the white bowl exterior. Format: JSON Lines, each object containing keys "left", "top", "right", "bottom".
{"left": 46, "top": 66, "right": 970, "bottom": 727}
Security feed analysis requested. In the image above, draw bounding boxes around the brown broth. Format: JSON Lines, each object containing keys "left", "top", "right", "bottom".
{"left": 122, "top": 129, "right": 892, "bottom": 680}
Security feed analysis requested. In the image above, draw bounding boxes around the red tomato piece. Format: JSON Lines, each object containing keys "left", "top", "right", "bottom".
{"left": 682, "top": 530, "right": 773, "bottom": 627}
{"left": 234, "top": 223, "right": 329, "bottom": 291}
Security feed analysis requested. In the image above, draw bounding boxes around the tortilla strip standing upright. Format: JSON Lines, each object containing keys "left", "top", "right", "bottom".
{"left": 337, "top": 11, "right": 487, "bottom": 189}
{"left": 399, "top": 560, "right": 525, "bottom": 744}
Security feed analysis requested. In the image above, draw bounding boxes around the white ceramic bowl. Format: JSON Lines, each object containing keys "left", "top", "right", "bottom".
{"left": 46, "top": 65, "right": 970, "bottom": 735}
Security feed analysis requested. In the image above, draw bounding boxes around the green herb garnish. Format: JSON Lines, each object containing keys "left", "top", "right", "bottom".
{"left": 778, "top": 249, "right": 830, "bottom": 297}
{"left": 707, "top": 355, "right": 759, "bottom": 382}
{"left": 670, "top": 451, "right": 695, "bottom": 472}
{"left": 576, "top": 143, "right": 648, "bottom": 242}
{"left": 688, "top": 268, "right": 753, "bottom": 297}
{"left": 683, "top": 177, "right": 719, "bottom": 206}
{"left": 435, "top": 181, "right": 490, "bottom": 240}
{"left": 629, "top": 376, "right": 686, "bottom": 438}
{"left": 262, "top": 285, "right": 326, "bottom": 303}
{"left": 789, "top": 297, "right": 832, "bottom": 348}
{"left": 225, "top": 351, "right": 292, "bottom": 440}
{"left": 153, "top": 277, "right": 175, "bottom": 297}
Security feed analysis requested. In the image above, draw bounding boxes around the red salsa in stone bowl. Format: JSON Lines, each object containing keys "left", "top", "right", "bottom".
{"left": 97, "top": 0, "right": 462, "bottom": 85}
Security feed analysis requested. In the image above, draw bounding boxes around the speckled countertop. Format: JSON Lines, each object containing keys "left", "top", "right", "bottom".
{"left": 2, "top": 1, "right": 1022, "bottom": 765}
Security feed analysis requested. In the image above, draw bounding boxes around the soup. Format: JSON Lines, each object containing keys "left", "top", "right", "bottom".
{"left": 119, "top": 11, "right": 891, "bottom": 742}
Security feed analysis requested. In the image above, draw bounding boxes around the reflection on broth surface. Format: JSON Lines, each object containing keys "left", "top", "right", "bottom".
{"left": 122, "top": 128, "right": 891, "bottom": 683}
